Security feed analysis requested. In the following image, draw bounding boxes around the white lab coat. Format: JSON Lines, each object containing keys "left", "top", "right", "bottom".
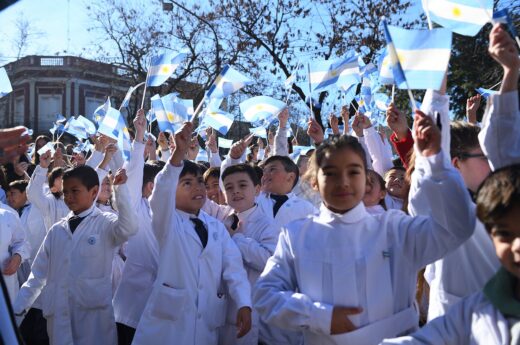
{"left": 479, "top": 90, "right": 520, "bottom": 171}
{"left": 380, "top": 291, "right": 514, "bottom": 344}
{"left": 219, "top": 205, "right": 278, "bottom": 345}
{"left": 419, "top": 90, "right": 451, "bottom": 163}
{"left": 253, "top": 151, "right": 475, "bottom": 345}
{"left": 19, "top": 203, "right": 47, "bottom": 264}
{"left": 13, "top": 184, "right": 138, "bottom": 345}
{"left": 0, "top": 203, "right": 29, "bottom": 302}
{"left": 132, "top": 162, "right": 252, "bottom": 345}
{"left": 27, "top": 165, "right": 69, "bottom": 230}
{"left": 113, "top": 141, "right": 160, "bottom": 329}
{"left": 364, "top": 126, "right": 394, "bottom": 177}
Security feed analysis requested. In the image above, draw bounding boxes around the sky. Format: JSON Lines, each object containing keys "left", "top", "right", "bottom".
{"left": 0, "top": 0, "right": 93, "bottom": 65}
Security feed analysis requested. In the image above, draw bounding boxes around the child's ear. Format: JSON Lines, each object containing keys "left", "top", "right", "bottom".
{"left": 452, "top": 156, "right": 460, "bottom": 170}
{"left": 379, "top": 189, "right": 387, "bottom": 201}
{"left": 254, "top": 184, "right": 261, "bottom": 196}
{"left": 311, "top": 177, "right": 320, "bottom": 191}
{"left": 90, "top": 185, "right": 99, "bottom": 200}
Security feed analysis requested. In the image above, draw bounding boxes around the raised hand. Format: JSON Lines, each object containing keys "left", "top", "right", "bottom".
{"left": 229, "top": 134, "right": 254, "bottom": 159}
{"left": 133, "top": 108, "right": 147, "bottom": 142}
{"left": 39, "top": 151, "right": 52, "bottom": 169}
{"left": 236, "top": 306, "right": 252, "bottom": 338}
{"left": 0, "top": 126, "right": 31, "bottom": 164}
{"left": 278, "top": 108, "right": 289, "bottom": 128}
{"left": 112, "top": 168, "right": 128, "bottom": 185}
{"left": 330, "top": 306, "right": 363, "bottom": 335}
{"left": 157, "top": 132, "right": 169, "bottom": 151}
{"left": 186, "top": 136, "right": 200, "bottom": 161}
{"left": 386, "top": 103, "right": 408, "bottom": 140}
{"left": 489, "top": 23, "right": 520, "bottom": 73}
{"left": 351, "top": 112, "right": 371, "bottom": 137}
{"left": 99, "top": 143, "right": 118, "bottom": 170}
{"left": 414, "top": 110, "right": 441, "bottom": 157}
{"left": 171, "top": 122, "right": 194, "bottom": 166}
{"left": 340, "top": 105, "right": 349, "bottom": 134}
{"left": 466, "top": 94, "right": 481, "bottom": 124}
{"left": 329, "top": 114, "right": 340, "bottom": 135}
{"left": 14, "top": 161, "right": 29, "bottom": 178}
{"left": 307, "top": 117, "right": 324, "bottom": 145}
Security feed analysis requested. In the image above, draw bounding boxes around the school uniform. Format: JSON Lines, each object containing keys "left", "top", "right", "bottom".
{"left": 365, "top": 204, "right": 387, "bottom": 216}
{"left": 292, "top": 180, "right": 322, "bottom": 209}
{"left": 256, "top": 191, "right": 317, "bottom": 230}
{"left": 13, "top": 182, "right": 138, "bottom": 345}
{"left": 364, "top": 126, "right": 394, "bottom": 177}
{"left": 0, "top": 203, "right": 29, "bottom": 301}
{"left": 419, "top": 90, "right": 451, "bottom": 162}
{"left": 219, "top": 205, "right": 278, "bottom": 345}
{"left": 479, "top": 90, "right": 520, "bottom": 171}
{"left": 27, "top": 165, "right": 69, "bottom": 230}
{"left": 113, "top": 141, "right": 160, "bottom": 336}
{"left": 132, "top": 162, "right": 251, "bottom": 345}
{"left": 17, "top": 202, "right": 47, "bottom": 284}
{"left": 254, "top": 151, "right": 475, "bottom": 345}
{"left": 381, "top": 268, "right": 520, "bottom": 345}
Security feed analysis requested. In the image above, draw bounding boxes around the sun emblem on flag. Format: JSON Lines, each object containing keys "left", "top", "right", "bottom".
{"left": 330, "top": 69, "right": 338, "bottom": 77}
{"left": 167, "top": 112, "right": 175, "bottom": 122}
{"left": 255, "top": 105, "right": 265, "bottom": 112}
{"left": 452, "top": 6, "right": 461, "bottom": 17}
{"left": 161, "top": 66, "right": 171, "bottom": 74}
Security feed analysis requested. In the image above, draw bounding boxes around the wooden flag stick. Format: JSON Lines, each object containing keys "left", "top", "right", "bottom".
{"left": 307, "top": 63, "right": 314, "bottom": 119}
{"left": 140, "top": 58, "right": 151, "bottom": 109}
{"left": 391, "top": 84, "right": 396, "bottom": 103}
{"left": 190, "top": 95, "right": 207, "bottom": 124}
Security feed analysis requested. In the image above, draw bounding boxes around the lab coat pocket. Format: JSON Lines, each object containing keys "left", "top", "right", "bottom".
{"left": 206, "top": 294, "right": 227, "bottom": 329}
{"left": 41, "top": 283, "right": 55, "bottom": 317}
{"left": 73, "top": 277, "right": 112, "bottom": 309}
{"left": 150, "top": 285, "right": 187, "bottom": 321}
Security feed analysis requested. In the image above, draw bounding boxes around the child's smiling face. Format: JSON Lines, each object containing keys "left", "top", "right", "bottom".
{"left": 313, "top": 147, "right": 366, "bottom": 214}
{"left": 490, "top": 204, "right": 520, "bottom": 279}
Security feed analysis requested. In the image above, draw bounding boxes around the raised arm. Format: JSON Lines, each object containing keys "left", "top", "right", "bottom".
{"left": 26, "top": 151, "right": 53, "bottom": 215}
{"left": 479, "top": 23, "right": 520, "bottom": 170}
{"left": 109, "top": 169, "right": 138, "bottom": 246}
{"left": 362, "top": 115, "right": 393, "bottom": 176}
{"left": 149, "top": 122, "right": 193, "bottom": 243}
{"left": 387, "top": 103, "right": 414, "bottom": 168}
{"left": 273, "top": 108, "right": 290, "bottom": 156}
{"left": 124, "top": 109, "right": 147, "bottom": 208}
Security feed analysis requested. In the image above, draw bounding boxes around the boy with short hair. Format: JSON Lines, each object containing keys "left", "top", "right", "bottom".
{"left": 218, "top": 163, "right": 278, "bottom": 345}
{"left": 13, "top": 164, "right": 138, "bottom": 345}
{"left": 132, "top": 122, "right": 252, "bottom": 345}
{"left": 382, "top": 163, "right": 520, "bottom": 344}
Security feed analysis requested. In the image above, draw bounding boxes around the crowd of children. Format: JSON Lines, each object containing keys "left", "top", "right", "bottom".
{"left": 0, "top": 23, "right": 519, "bottom": 345}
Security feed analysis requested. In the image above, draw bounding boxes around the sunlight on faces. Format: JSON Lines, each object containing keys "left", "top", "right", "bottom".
{"left": 363, "top": 171, "right": 386, "bottom": 207}
{"left": 312, "top": 148, "right": 366, "bottom": 214}
{"left": 385, "top": 169, "right": 406, "bottom": 199}
{"left": 7, "top": 189, "right": 27, "bottom": 210}
{"left": 454, "top": 147, "right": 491, "bottom": 193}
{"left": 176, "top": 173, "right": 206, "bottom": 215}
{"left": 63, "top": 178, "right": 98, "bottom": 214}
{"left": 223, "top": 172, "right": 260, "bottom": 213}
{"left": 490, "top": 204, "right": 520, "bottom": 279}
{"left": 205, "top": 176, "right": 221, "bottom": 204}
{"left": 262, "top": 161, "right": 295, "bottom": 195}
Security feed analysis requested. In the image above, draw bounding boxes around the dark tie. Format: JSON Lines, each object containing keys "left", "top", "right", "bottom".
{"left": 228, "top": 213, "right": 239, "bottom": 231}
{"left": 270, "top": 194, "right": 289, "bottom": 217}
{"left": 17, "top": 204, "right": 29, "bottom": 217}
{"left": 68, "top": 215, "right": 85, "bottom": 233}
{"left": 190, "top": 218, "right": 208, "bottom": 248}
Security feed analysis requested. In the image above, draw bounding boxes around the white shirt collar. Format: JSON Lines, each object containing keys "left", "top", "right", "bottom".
{"left": 71, "top": 202, "right": 97, "bottom": 218}
{"left": 237, "top": 204, "right": 257, "bottom": 222}
{"left": 319, "top": 202, "right": 368, "bottom": 224}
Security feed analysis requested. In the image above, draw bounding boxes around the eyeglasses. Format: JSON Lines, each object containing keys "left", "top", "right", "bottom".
{"left": 458, "top": 152, "right": 487, "bottom": 160}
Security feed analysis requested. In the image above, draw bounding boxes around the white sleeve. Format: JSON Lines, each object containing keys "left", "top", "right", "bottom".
{"left": 108, "top": 150, "right": 125, "bottom": 172}
{"left": 363, "top": 126, "right": 394, "bottom": 176}
{"left": 26, "top": 166, "right": 53, "bottom": 216}
{"left": 274, "top": 127, "right": 289, "bottom": 157}
{"left": 351, "top": 132, "right": 373, "bottom": 170}
{"left": 8, "top": 212, "right": 30, "bottom": 261}
{"left": 221, "top": 226, "right": 252, "bottom": 309}
{"left": 94, "top": 167, "right": 109, "bottom": 203}
{"left": 419, "top": 90, "right": 451, "bottom": 161}
{"left": 254, "top": 229, "right": 334, "bottom": 335}
{"left": 232, "top": 225, "right": 278, "bottom": 272}
{"left": 109, "top": 184, "right": 138, "bottom": 246}
{"left": 124, "top": 141, "right": 146, "bottom": 209}
{"left": 86, "top": 150, "right": 104, "bottom": 169}
{"left": 257, "top": 148, "right": 266, "bottom": 161}
{"left": 201, "top": 198, "right": 232, "bottom": 222}
{"left": 13, "top": 230, "right": 52, "bottom": 314}
{"left": 478, "top": 91, "right": 520, "bottom": 171}
{"left": 159, "top": 149, "right": 171, "bottom": 163}
{"left": 149, "top": 163, "right": 183, "bottom": 243}
{"left": 209, "top": 150, "right": 222, "bottom": 168}
{"left": 400, "top": 150, "right": 475, "bottom": 269}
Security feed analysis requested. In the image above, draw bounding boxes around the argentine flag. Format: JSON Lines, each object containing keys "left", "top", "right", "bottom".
{"left": 97, "top": 107, "right": 125, "bottom": 140}
{"left": 161, "top": 93, "right": 191, "bottom": 126}
{"left": 0, "top": 68, "right": 13, "bottom": 98}
{"left": 120, "top": 83, "right": 144, "bottom": 109}
{"left": 493, "top": 9, "right": 518, "bottom": 38}
{"left": 92, "top": 97, "right": 111, "bottom": 124}
{"left": 146, "top": 52, "right": 187, "bottom": 87}
{"left": 64, "top": 117, "right": 89, "bottom": 139}
{"left": 117, "top": 120, "right": 132, "bottom": 161}
{"left": 284, "top": 63, "right": 301, "bottom": 90}
{"left": 475, "top": 87, "right": 497, "bottom": 99}
{"left": 425, "top": 0, "right": 493, "bottom": 36}
{"left": 200, "top": 110, "right": 234, "bottom": 135}
{"left": 207, "top": 65, "right": 253, "bottom": 99}
{"left": 151, "top": 95, "right": 175, "bottom": 133}
{"left": 310, "top": 55, "right": 359, "bottom": 92}
{"left": 240, "top": 96, "right": 286, "bottom": 127}
{"left": 381, "top": 23, "right": 452, "bottom": 90}
{"left": 218, "top": 138, "right": 233, "bottom": 149}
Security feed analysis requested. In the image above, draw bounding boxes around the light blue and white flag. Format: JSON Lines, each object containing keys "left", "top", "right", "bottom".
{"left": 195, "top": 148, "right": 209, "bottom": 162}
{"left": 120, "top": 82, "right": 144, "bottom": 109}
{"left": 206, "top": 97, "right": 224, "bottom": 113}
{"left": 151, "top": 94, "right": 175, "bottom": 133}
{"left": 476, "top": 87, "right": 498, "bottom": 99}
{"left": 310, "top": 55, "right": 359, "bottom": 92}
{"left": 240, "top": 96, "right": 286, "bottom": 127}
{"left": 97, "top": 107, "right": 125, "bottom": 140}
{"left": 248, "top": 126, "right": 267, "bottom": 138}
{"left": 50, "top": 122, "right": 65, "bottom": 136}
{"left": 64, "top": 117, "right": 89, "bottom": 139}
{"left": 37, "top": 142, "right": 56, "bottom": 156}
{"left": 161, "top": 93, "right": 191, "bottom": 126}
{"left": 493, "top": 9, "right": 518, "bottom": 38}
{"left": 92, "top": 97, "right": 111, "bottom": 124}
{"left": 206, "top": 65, "right": 253, "bottom": 99}
{"left": 360, "top": 77, "right": 372, "bottom": 106}
{"left": 117, "top": 122, "right": 132, "bottom": 161}
{"left": 381, "top": 23, "right": 452, "bottom": 90}
{"left": 55, "top": 114, "right": 67, "bottom": 125}
{"left": 146, "top": 110, "right": 156, "bottom": 123}
{"left": 201, "top": 110, "right": 234, "bottom": 135}
{"left": 76, "top": 115, "right": 97, "bottom": 136}
{"left": 373, "top": 93, "right": 391, "bottom": 111}
{"left": 146, "top": 52, "right": 187, "bottom": 87}
{"left": 340, "top": 83, "right": 358, "bottom": 106}
{"left": 284, "top": 63, "right": 301, "bottom": 90}
{"left": 424, "top": 0, "right": 493, "bottom": 36}
{"left": 218, "top": 138, "right": 234, "bottom": 149}
{"left": 0, "top": 68, "right": 12, "bottom": 98}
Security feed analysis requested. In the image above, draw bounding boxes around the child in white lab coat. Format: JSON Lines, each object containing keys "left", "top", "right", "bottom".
{"left": 132, "top": 122, "right": 252, "bottom": 345}
{"left": 254, "top": 111, "right": 475, "bottom": 345}
{"left": 13, "top": 164, "right": 138, "bottom": 345}
{"left": 218, "top": 163, "right": 278, "bottom": 345}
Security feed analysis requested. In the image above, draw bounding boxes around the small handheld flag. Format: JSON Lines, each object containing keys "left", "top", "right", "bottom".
{"left": 206, "top": 65, "right": 253, "bottom": 99}
{"left": 146, "top": 52, "right": 186, "bottom": 87}
{"left": 425, "top": 0, "right": 493, "bottom": 36}
{"left": 239, "top": 96, "right": 286, "bottom": 127}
